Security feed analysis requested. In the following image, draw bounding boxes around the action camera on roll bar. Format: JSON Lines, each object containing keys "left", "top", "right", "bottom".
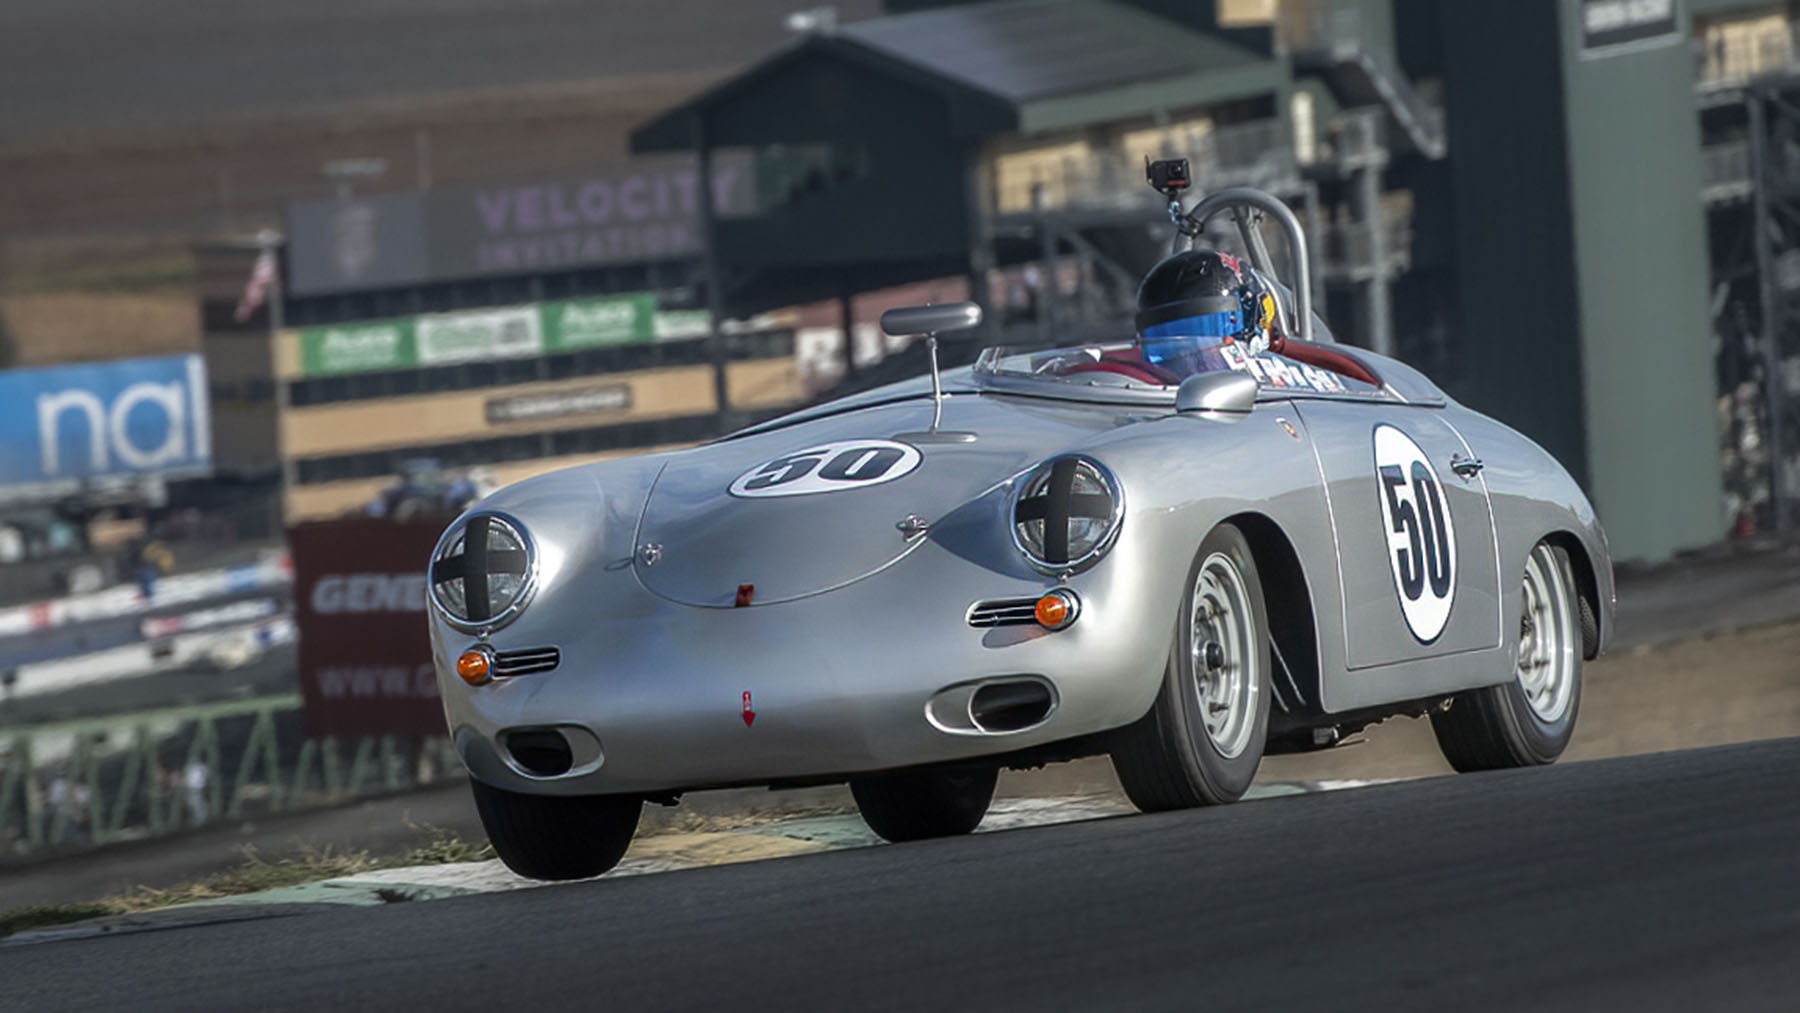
{"left": 1145, "top": 158, "right": 1190, "bottom": 198}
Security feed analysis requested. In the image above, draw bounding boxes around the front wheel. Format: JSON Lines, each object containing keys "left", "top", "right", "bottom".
{"left": 1431, "top": 541, "right": 1584, "bottom": 772}
{"left": 850, "top": 766, "right": 999, "bottom": 843}
{"left": 1110, "top": 523, "right": 1271, "bottom": 811}
{"left": 470, "top": 778, "right": 642, "bottom": 881}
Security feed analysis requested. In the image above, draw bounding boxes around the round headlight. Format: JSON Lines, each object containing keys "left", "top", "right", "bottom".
{"left": 1010, "top": 456, "right": 1123, "bottom": 574}
{"left": 429, "top": 512, "right": 538, "bottom": 632}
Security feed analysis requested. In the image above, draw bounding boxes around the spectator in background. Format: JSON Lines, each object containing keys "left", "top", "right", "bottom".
{"left": 443, "top": 474, "right": 478, "bottom": 514}
{"left": 131, "top": 539, "right": 173, "bottom": 599}
{"left": 183, "top": 759, "right": 210, "bottom": 826}
{"left": 47, "top": 767, "right": 90, "bottom": 842}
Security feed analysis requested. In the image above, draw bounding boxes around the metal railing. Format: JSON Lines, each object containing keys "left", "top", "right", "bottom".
{"left": 1334, "top": 109, "right": 1389, "bottom": 172}
{"left": 0, "top": 695, "right": 460, "bottom": 857}
{"left": 1703, "top": 140, "right": 1755, "bottom": 204}
{"left": 993, "top": 120, "right": 1300, "bottom": 218}
{"left": 1321, "top": 211, "right": 1414, "bottom": 284}
{"left": 1278, "top": 1, "right": 1364, "bottom": 62}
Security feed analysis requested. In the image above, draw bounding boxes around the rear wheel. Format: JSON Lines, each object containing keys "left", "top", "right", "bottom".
{"left": 470, "top": 778, "right": 642, "bottom": 881}
{"left": 1111, "top": 523, "right": 1271, "bottom": 811}
{"left": 850, "top": 766, "right": 999, "bottom": 842}
{"left": 1431, "top": 541, "right": 1583, "bottom": 772}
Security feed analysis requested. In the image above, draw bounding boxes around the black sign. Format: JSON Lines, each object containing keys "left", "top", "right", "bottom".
{"left": 1582, "top": 0, "right": 1679, "bottom": 53}
{"left": 485, "top": 384, "right": 632, "bottom": 424}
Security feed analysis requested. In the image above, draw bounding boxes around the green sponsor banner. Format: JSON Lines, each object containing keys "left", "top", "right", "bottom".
{"left": 541, "top": 293, "right": 656, "bottom": 350}
{"left": 298, "top": 293, "right": 679, "bottom": 377}
{"left": 415, "top": 305, "right": 543, "bottom": 365}
{"left": 299, "top": 319, "right": 417, "bottom": 376}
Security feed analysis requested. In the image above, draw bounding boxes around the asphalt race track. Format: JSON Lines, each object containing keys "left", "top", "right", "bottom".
{"left": 6, "top": 738, "right": 1798, "bottom": 1012}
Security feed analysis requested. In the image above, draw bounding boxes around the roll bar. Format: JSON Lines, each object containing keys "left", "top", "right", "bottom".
{"left": 1147, "top": 160, "right": 1314, "bottom": 344}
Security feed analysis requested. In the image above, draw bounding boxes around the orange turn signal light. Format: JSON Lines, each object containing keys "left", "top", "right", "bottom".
{"left": 457, "top": 649, "right": 492, "bottom": 685}
{"left": 1034, "top": 590, "right": 1079, "bottom": 631}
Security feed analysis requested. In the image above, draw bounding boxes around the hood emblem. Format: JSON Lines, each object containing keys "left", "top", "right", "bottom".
{"left": 637, "top": 543, "right": 663, "bottom": 567}
{"left": 896, "top": 514, "right": 930, "bottom": 539}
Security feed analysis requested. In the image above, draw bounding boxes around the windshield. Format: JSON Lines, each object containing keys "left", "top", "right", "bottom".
{"left": 974, "top": 337, "right": 1386, "bottom": 403}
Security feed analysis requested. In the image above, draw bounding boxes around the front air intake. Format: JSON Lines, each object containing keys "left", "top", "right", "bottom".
{"left": 503, "top": 729, "right": 574, "bottom": 777}
{"left": 969, "top": 680, "right": 1055, "bottom": 733}
{"left": 494, "top": 647, "right": 560, "bottom": 677}
{"left": 967, "top": 598, "right": 1040, "bottom": 628}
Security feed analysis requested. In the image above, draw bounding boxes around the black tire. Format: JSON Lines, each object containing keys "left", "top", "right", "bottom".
{"left": 1110, "top": 523, "right": 1271, "bottom": 811}
{"left": 850, "top": 766, "right": 999, "bottom": 843}
{"left": 1431, "top": 543, "right": 1584, "bottom": 772}
{"left": 470, "top": 778, "right": 642, "bottom": 881}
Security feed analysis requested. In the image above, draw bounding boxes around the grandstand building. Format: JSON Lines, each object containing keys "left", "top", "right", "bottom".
{"left": 193, "top": 0, "right": 1800, "bottom": 561}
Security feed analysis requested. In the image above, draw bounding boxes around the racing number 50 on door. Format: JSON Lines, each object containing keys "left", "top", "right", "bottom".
{"left": 1373, "top": 424, "right": 1457, "bottom": 643}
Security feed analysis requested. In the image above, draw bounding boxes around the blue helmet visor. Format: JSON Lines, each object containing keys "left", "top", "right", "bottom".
{"left": 1140, "top": 310, "right": 1242, "bottom": 367}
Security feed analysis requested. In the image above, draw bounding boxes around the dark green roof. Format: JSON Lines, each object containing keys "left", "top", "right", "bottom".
{"left": 633, "top": 0, "right": 1284, "bottom": 151}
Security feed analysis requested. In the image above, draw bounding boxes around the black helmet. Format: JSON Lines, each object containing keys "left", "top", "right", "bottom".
{"left": 1134, "top": 248, "right": 1270, "bottom": 340}
{"left": 1134, "top": 250, "right": 1274, "bottom": 381}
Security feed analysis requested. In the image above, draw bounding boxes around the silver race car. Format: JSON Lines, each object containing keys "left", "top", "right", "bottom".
{"left": 426, "top": 172, "right": 1614, "bottom": 880}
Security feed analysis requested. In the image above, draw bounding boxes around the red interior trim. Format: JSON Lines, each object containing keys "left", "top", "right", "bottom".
{"left": 1273, "top": 339, "right": 1382, "bottom": 387}
{"left": 1062, "top": 360, "right": 1180, "bottom": 386}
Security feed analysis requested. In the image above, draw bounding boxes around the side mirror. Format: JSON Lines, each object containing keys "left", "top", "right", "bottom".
{"left": 1174, "top": 371, "right": 1258, "bottom": 415}
{"left": 880, "top": 302, "right": 982, "bottom": 338}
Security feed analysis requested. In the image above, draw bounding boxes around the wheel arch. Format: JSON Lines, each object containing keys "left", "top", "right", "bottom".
{"left": 1222, "top": 511, "right": 1321, "bottom": 714}
{"left": 1542, "top": 530, "right": 1603, "bottom": 660}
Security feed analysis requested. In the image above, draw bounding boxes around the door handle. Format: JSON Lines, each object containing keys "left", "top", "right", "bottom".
{"left": 1450, "top": 454, "right": 1484, "bottom": 480}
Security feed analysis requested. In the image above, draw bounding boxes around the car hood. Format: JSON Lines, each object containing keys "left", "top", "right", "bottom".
{"left": 632, "top": 396, "right": 1131, "bottom": 606}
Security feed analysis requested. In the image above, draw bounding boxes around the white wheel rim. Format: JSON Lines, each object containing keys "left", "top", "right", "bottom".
{"left": 1190, "top": 552, "right": 1260, "bottom": 759}
{"left": 1516, "top": 543, "right": 1577, "bottom": 724}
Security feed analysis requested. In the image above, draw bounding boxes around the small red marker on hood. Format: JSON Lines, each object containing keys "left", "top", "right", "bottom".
{"left": 742, "top": 690, "right": 756, "bottom": 727}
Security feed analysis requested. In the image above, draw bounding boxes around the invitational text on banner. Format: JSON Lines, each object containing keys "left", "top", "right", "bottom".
{"left": 285, "top": 153, "right": 754, "bottom": 297}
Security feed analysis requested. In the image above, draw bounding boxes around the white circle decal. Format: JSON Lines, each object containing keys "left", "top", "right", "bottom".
{"left": 1372, "top": 425, "right": 1457, "bottom": 643}
{"left": 729, "top": 439, "right": 922, "bottom": 498}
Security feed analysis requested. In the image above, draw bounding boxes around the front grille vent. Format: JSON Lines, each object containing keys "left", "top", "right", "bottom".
{"left": 494, "top": 647, "right": 561, "bottom": 677}
{"left": 968, "top": 598, "right": 1040, "bottom": 628}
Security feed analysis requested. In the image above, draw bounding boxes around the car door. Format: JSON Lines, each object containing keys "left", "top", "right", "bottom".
{"left": 1292, "top": 399, "right": 1503, "bottom": 670}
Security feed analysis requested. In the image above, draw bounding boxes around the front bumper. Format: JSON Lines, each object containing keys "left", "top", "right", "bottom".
{"left": 431, "top": 538, "right": 1178, "bottom": 796}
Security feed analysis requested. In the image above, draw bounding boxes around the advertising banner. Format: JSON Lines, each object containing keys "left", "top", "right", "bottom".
{"left": 291, "top": 518, "right": 447, "bottom": 739}
{"left": 284, "top": 153, "right": 754, "bottom": 296}
{"left": 485, "top": 383, "right": 632, "bottom": 424}
{"left": 415, "top": 305, "right": 542, "bottom": 365}
{"left": 285, "top": 191, "right": 433, "bottom": 297}
{"left": 293, "top": 293, "right": 684, "bottom": 377}
{"left": 653, "top": 309, "right": 713, "bottom": 341}
{"left": 0, "top": 355, "right": 211, "bottom": 491}
{"left": 299, "top": 318, "right": 418, "bottom": 375}
{"left": 541, "top": 293, "right": 657, "bottom": 350}
{"left": 1581, "top": 0, "right": 1679, "bottom": 53}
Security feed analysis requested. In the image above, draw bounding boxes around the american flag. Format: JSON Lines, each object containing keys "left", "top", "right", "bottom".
{"left": 234, "top": 247, "right": 277, "bottom": 324}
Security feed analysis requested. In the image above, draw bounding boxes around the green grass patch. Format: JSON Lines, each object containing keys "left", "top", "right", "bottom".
{"left": 0, "top": 903, "right": 117, "bottom": 939}
{"left": 0, "top": 825, "right": 494, "bottom": 936}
